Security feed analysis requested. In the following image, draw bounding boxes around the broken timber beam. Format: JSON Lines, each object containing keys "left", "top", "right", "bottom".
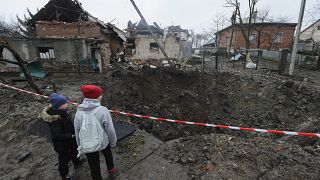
{"left": 129, "top": 0, "right": 169, "bottom": 59}
{"left": 0, "top": 38, "right": 42, "bottom": 94}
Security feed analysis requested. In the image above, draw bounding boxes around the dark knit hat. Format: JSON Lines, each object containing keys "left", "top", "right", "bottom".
{"left": 50, "top": 93, "right": 68, "bottom": 110}
{"left": 80, "top": 85, "right": 103, "bottom": 99}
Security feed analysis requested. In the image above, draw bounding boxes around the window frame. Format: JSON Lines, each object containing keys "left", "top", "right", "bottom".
{"left": 249, "top": 34, "right": 257, "bottom": 45}
{"left": 273, "top": 32, "right": 284, "bottom": 43}
{"left": 38, "top": 47, "right": 56, "bottom": 59}
{"left": 150, "top": 42, "right": 160, "bottom": 51}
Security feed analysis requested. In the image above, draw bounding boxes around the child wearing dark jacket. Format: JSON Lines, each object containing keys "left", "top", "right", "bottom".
{"left": 40, "top": 93, "right": 81, "bottom": 180}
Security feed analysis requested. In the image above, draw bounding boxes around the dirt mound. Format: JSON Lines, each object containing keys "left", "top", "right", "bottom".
{"left": 104, "top": 66, "right": 320, "bottom": 143}
{"left": 162, "top": 134, "right": 320, "bottom": 179}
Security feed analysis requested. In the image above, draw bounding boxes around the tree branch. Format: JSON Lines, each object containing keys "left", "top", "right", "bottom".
{"left": 0, "top": 58, "right": 21, "bottom": 65}
{"left": 0, "top": 37, "right": 42, "bottom": 94}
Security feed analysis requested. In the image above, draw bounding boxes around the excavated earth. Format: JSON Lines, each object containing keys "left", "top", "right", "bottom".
{"left": 1, "top": 64, "right": 320, "bottom": 179}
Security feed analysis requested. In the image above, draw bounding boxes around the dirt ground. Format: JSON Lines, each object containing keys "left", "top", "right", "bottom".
{"left": 1, "top": 59, "right": 320, "bottom": 179}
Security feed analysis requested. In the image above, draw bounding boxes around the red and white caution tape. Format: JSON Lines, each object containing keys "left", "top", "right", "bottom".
{"left": 110, "top": 110, "right": 320, "bottom": 138}
{"left": 0, "top": 82, "right": 50, "bottom": 99}
{"left": 1, "top": 82, "right": 320, "bottom": 138}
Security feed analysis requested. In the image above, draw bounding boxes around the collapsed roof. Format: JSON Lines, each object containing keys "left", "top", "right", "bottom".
{"left": 25, "top": 0, "right": 125, "bottom": 41}
{"left": 126, "top": 19, "right": 164, "bottom": 36}
{"left": 26, "top": 0, "right": 88, "bottom": 28}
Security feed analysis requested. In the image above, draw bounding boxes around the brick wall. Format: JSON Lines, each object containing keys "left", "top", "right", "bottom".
{"left": 36, "top": 21, "right": 102, "bottom": 39}
{"left": 217, "top": 24, "right": 296, "bottom": 50}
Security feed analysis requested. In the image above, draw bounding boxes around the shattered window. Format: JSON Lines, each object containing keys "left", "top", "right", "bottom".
{"left": 150, "top": 43, "right": 159, "bottom": 51}
{"left": 38, "top": 47, "right": 55, "bottom": 59}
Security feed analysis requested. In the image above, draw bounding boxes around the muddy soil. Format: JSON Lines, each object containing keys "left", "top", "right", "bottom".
{"left": 1, "top": 64, "right": 320, "bottom": 179}
{"left": 104, "top": 66, "right": 320, "bottom": 144}
{"left": 163, "top": 134, "right": 320, "bottom": 179}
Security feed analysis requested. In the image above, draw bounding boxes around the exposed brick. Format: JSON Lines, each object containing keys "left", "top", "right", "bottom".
{"left": 36, "top": 21, "right": 102, "bottom": 39}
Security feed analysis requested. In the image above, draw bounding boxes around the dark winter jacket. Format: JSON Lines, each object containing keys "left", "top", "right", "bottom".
{"left": 40, "top": 107, "right": 78, "bottom": 153}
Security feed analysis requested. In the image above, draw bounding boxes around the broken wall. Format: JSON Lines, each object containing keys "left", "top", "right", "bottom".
{"left": 35, "top": 21, "right": 102, "bottom": 39}
{"left": 103, "top": 33, "right": 123, "bottom": 56}
{"left": 0, "top": 48, "right": 19, "bottom": 72}
{"left": 38, "top": 39, "right": 86, "bottom": 72}
{"left": 99, "top": 43, "right": 111, "bottom": 72}
{"left": 3, "top": 37, "right": 113, "bottom": 73}
{"left": 6, "top": 39, "right": 89, "bottom": 72}
{"left": 131, "top": 35, "right": 182, "bottom": 60}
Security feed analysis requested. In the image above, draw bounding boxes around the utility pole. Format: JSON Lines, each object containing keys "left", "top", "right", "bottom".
{"left": 289, "top": 0, "right": 306, "bottom": 75}
{"left": 129, "top": 0, "right": 169, "bottom": 59}
{"left": 202, "top": 47, "right": 206, "bottom": 72}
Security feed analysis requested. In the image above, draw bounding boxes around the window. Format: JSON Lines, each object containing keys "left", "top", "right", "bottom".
{"left": 150, "top": 43, "right": 159, "bottom": 51}
{"left": 249, "top": 34, "right": 256, "bottom": 44}
{"left": 38, "top": 47, "right": 55, "bottom": 59}
{"left": 226, "top": 37, "right": 230, "bottom": 46}
{"left": 273, "top": 32, "right": 284, "bottom": 43}
{"left": 318, "top": 26, "right": 320, "bottom": 30}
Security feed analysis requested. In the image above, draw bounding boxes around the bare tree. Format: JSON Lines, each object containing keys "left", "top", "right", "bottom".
{"left": 304, "top": 23, "right": 320, "bottom": 70}
{"left": 190, "top": 31, "right": 210, "bottom": 48}
{"left": 262, "top": 17, "right": 289, "bottom": 50}
{"left": 226, "top": 0, "right": 260, "bottom": 53}
{"left": 0, "top": 37, "right": 42, "bottom": 94}
{"left": 305, "top": 0, "right": 320, "bottom": 70}
{"left": 254, "top": 9, "right": 271, "bottom": 48}
{"left": 307, "top": 0, "right": 320, "bottom": 23}
{"left": 0, "top": 17, "right": 25, "bottom": 38}
{"left": 16, "top": 8, "right": 37, "bottom": 37}
{"left": 206, "top": 13, "right": 229, "bottom": 48}
{"left": 229, "top": 11, "right": 237, "bottom": 51}
{"left": 302, "top": 23, "right": 320, "bottom": 53}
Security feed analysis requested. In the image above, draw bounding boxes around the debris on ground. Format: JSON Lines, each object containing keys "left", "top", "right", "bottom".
{"left": 1, "top": 62, "right": 320, "bottom": 179}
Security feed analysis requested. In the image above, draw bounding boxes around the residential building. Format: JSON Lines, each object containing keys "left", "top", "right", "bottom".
{"left": 1, "top": 0, "right": 125, "bottom": 73}
{"left": 300, "top": 19, "right": 320, "bottom": 52}
{"left": 125, "top": 20, "right": 192, "bottom": 61}
{"left": 216, "top": 23, "right": 296, "bottom": 51}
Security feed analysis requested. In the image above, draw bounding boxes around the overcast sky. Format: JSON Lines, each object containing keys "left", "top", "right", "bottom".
{"left": 1, "top": 0, "right": 318, "bottom": 33}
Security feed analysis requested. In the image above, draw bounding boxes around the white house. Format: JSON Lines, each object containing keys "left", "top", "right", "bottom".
{"left": 300, "top": 19, "right": 320, "bottom": 52}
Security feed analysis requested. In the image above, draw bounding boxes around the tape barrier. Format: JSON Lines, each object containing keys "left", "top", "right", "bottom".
{"left": 1, "top": 82, "right": 320, "bottom": 138}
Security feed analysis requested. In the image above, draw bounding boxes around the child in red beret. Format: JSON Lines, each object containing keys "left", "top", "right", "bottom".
{"left": 74, "top": 85, "right": 117, "bottom": 179}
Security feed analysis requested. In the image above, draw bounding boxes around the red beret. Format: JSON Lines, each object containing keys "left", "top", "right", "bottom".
{"left": 80, "top": 85, "right": 103, "bottom": 99}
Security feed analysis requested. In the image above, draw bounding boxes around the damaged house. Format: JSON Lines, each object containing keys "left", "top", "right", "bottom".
{"left": 1, "top": 0, "right": 125, "bottom": 74}
{"left": 125, "top": 20, "right": 192, "bottom": 61}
